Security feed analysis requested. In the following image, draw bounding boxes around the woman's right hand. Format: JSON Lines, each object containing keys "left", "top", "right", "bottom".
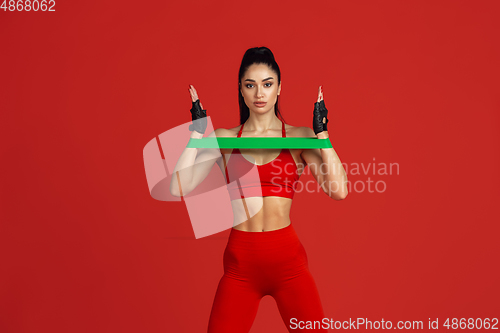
{"left": 188, "top": 85, "right": 207, "bottom": 134}
{"left": 170, "top": 85, "right": 217, "bottom": 197}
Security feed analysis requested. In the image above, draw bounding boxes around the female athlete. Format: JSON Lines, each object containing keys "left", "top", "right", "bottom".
{"left": 170, "top": 46, "right": 348, "bottom": 332}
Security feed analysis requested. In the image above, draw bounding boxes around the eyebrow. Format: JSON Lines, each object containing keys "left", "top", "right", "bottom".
{"left": 244, "top": 77, "right": 274, "bottom": 82}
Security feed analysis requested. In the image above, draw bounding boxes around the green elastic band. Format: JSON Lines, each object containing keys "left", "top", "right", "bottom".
{"left": 186, "top": 137, "right": 332, "bottom": 149}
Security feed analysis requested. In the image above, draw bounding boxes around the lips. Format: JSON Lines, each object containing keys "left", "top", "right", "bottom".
{"left": 254, "top": 102, "right": 267, "bottom": 107}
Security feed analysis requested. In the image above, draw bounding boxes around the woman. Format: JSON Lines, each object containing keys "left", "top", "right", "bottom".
{"left": 170, "top": 47, "right": 348, "bottom": 332}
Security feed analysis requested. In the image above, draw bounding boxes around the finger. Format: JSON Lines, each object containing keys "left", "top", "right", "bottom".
{"left": 189, "top": 85, "right": 200, "bottom": 102}
{"left": 317, "top": 86, "right": 321, "bottom": 103}
{"left": 188, "top": 85, "right": 196, "bottom": 102}
{"left": 320, "top": 85, "right": 323, "bottom": 101}
{"left": 192, "top": 85, "right": 199, "bottom": 101}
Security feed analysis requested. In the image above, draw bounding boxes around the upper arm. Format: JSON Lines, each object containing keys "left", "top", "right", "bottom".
{"left": 298, "top": 127, "right": 325, "bottom": 183}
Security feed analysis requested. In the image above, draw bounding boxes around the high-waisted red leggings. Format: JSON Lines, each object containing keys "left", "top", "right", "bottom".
{"left": 207, "top": 223, "right": 327, "bottom": 332}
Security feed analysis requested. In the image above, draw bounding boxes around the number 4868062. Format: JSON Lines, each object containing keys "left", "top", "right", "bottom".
{"left": 1, "top": 0, "right": 56, "bottom": 11}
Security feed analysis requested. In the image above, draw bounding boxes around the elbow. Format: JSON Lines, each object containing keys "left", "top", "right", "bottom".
{"left": 338, "top": 191, "right": 348, "bottom": 200}
{"left": 325, "top": 180, "right": 348, "bottom": 200}
{"left": 169, "top": 179, "right": 183, "bottom": 198}
{"left": 169, "top": 184, "right": 181, "bottom": 198}
{"left": 329, "top": 190, "right": 348, "bottom": 201}
{"left": 169, "top": 180, "right": 193, "bottom": 197}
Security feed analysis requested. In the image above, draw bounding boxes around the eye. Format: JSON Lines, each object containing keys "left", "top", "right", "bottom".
{"left": 245, "top": 84, "right": 254, "bottom": 88}
{"left": 264, "top": 82, "right": 273, "bottom": 87}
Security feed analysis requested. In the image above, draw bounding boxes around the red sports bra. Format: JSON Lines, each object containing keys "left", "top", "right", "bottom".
{"left": 223, "top": 121, "right": 300, "bottom": 200}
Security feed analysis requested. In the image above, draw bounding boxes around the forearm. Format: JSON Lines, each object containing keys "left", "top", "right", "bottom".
{"left": 169, "top": 131, "right": 203, "bottom": 196}
{"left": 317, "top": 131, "right": 348, "bottom": 200}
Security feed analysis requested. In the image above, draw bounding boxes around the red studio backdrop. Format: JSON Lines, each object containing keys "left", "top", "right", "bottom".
{"left": 1, "top": 1, "right": 499, "bottom": 332}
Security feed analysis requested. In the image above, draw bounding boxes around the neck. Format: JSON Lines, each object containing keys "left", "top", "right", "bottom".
{"left": 245, "top": 110, "right": 281, "bottom": 134}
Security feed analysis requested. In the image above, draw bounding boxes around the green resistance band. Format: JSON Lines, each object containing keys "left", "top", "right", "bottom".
{"left": 186, "top": 137, "right": 332, "bottom": 149}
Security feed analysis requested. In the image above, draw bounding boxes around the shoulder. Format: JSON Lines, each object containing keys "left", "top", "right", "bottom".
{"left": 285, "top": 124, "right": 316, "bottom": 138}
{"left": 207, "top": 126, "right": 241, "bottom": 138}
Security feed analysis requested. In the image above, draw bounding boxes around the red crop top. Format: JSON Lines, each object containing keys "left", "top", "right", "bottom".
{"left": 223, "top": 121, "right": 300, "bottom": 200}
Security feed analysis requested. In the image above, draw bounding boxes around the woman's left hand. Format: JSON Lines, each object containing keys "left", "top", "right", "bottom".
{"left": 312, "top": 85, "right": 329, "bottom": 135}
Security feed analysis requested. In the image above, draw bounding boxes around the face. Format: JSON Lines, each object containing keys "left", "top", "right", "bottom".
{"left": 240, "top": 63, "right": 281, "bottom": 115}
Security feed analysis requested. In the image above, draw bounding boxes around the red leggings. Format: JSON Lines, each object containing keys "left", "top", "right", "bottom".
{"left": 207, "top": 223, "right": 327, "bottom": 332}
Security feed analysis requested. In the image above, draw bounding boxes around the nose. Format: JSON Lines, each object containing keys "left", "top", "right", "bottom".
{"left": 255, "top": 86, "right": 264, "bottom": 99}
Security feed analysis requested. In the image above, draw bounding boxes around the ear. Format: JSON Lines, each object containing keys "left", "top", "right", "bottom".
{"left": 278, "top": 82, "right": 281, "bottom": 96}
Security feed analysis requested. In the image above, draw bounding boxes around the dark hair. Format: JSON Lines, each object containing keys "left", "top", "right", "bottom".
{"left": 238, "top": 46, "right": 285, "bottom": 125}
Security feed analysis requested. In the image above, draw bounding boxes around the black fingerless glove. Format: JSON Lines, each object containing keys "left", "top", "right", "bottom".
{"left": 313, "top": 100, "right": 329, "bottom": 134}
{"left": 188, "top": 99, "right": 207, "bottom": 134}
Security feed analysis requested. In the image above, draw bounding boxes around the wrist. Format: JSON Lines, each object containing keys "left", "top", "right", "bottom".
{"left": 317, "top": 131, "right": 329, "bottom": 139}
{"left": 190, "top": 131, "right": 203, "bottom": 139}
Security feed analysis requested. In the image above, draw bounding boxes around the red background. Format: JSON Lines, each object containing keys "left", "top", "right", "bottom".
{"left": 1, "top": 1, "right": 499, "bottom": 332}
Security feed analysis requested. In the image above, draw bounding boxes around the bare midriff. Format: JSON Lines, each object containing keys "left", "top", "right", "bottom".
{"left": 231, "top": 196, "right": 292, "bottom": 232}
